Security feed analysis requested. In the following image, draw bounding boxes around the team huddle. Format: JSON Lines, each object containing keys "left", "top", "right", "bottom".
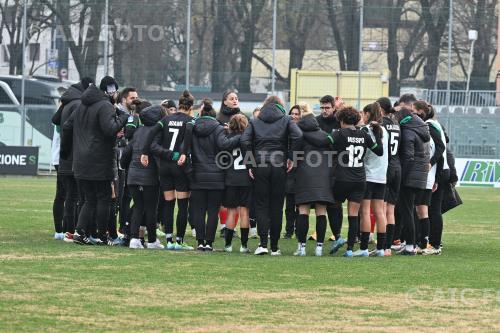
{"left": 50, "top": 75, "right": 459, "bottom": 257}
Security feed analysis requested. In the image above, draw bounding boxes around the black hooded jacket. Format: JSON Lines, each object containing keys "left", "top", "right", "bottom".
{"left": 55, "top": 83, "right": 85, "bottom": 175}
{"left": 63, "top": 84, "right": 128, "bottom": 181}
{"left": 190, "top": 116, "right": 241, "bottom": 190}
{"left": 241, "top": 103, "right": 302, "bottom": 166}
{"left": 398, "top": 108, "right": 431, "bottom": 189}
{"left": 121, "top": 106, "right": 163, "bottom": 186}
{"left": 316, "top": 113, "right": 340, "bottom": 133}
{"left": 294, "top": 114, "right": 334, "bottom": 205}
{"left": 216, "top": 105, "right": 244, "bottom": 125}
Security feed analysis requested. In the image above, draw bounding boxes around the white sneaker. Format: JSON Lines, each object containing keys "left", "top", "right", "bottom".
{"left": 315, "top": 245, "right": 323, "bottom": 257}
{"left": 391, "top": 241, "right": 406, "bottom": 252}
{"left": 147, "top": 240, "right": 164, "bottom": 249}
{"left": 191, "top": 228, "right": 196, "bottom": 238}
{"left": 224, "top": 245, "right": 233, "bottom": 253}
{"left": 422, "top": 246, "right": 439, "bottom": 255}
{"left": 271, "top": 249, "right": 282, "bottom": 256}
{"left": 240, "top": 246, "right": 250, "bottom": 253}
{"left": 129, "top": 238, "right": 144, "bottom": 249}
{"left": 54, "top": 232, "right": 64, "bottom": 240}
{"left": 293, "top": 244, "right": 306, "bottom": 256}
{"left": 353, "top": 249, "right": 369, "bottom": 257}
{"left": 254, "top": 246, "right": 268, "bottom": 255}
{"left": 249, "top": 227, "right": 258, "bottom": 239}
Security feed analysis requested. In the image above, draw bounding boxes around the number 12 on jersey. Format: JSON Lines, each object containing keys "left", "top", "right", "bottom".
{"left": 346, "top": 145, "right": 364, "bottom": 167}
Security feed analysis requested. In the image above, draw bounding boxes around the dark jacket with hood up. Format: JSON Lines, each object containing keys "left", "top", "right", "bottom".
{"left": 294, "top": 114, "right": 334, "bottom": 205}
{"left": 241, "top": 103, "right": 303, "bottom": 167}
{"left": 55, "top": 82, "right": 85, "bottom": 175}
{"left": 398, "top": 108, "right": 431, "bottom": 189}
{"left": 190, "top": 116, "right": 241, "bottom": 190}
{"left": 121, "top": 106, "right": 163, "bottom": 186}
{"left": 63, "top": 84, "right": 128, "bottom": 181}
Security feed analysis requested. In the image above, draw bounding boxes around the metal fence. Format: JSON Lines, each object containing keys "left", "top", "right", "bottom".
{"left": 422, "top": 90, "right": 500, "bottom": 107}
{"left": 436, "top": 112, "right": 500, "bottom": 159}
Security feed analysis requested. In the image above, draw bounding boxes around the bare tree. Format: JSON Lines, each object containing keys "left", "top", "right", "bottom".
{"left": 284, "top": 0, "right": 318, "bottom": 81}
{"left": 211, "top": 0, "right": 226, "bottom": 92}
{"left": 469, "top": 0, "right": 496, "bottom": 89}
{"left": 227, "top": 0, "right": 267, "bottom": 93}
{"left": 386, "top": 0, "right": 405, "bottom": 95}
{"left": 420, "top": 0, "right": 450, "bottom": 89}
{"left": 326, "top": 0, "right": 360, "bottom": 71}
{"left": 40, "top": 0, "right": 104, "bottom": 80}
{"left": 0, "top": 0, "right": 54, "bottom": 75}
{"left": 192, "top": 0, "right": 212, "bottom": 86}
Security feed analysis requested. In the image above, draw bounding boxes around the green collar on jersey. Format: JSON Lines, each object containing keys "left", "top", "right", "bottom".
{"left": 200, "top": 116, "right": 217, "bottom": 120}
{"left": 399, "top": 115, "right": 412, "bottom": 125}
{"left": 327, "top": 134, "right": 334, "bottom": 145}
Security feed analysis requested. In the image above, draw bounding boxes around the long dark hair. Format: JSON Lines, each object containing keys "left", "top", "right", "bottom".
{"left": 221, "top": 89, "right": 239, "bottom": 112}
{"left": 200, "top": 101, "right": 216, "bottom": 118}
{"left": 363, "top": 102, "right": 383, "bottom": 138}
{"left": 179, "top": 90, "right": 194, "bottom": 111}
{"left": 288, "top": 105, "right": 300, "bottom": 116}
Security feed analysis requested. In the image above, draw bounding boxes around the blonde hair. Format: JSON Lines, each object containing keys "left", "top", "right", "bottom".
{"left": 298, "top": 102, "right": 313, "bottom": 117}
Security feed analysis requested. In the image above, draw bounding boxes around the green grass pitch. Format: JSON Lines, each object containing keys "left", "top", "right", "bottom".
{"left": 0, "top": 177, "right": 499, "bottom": 332}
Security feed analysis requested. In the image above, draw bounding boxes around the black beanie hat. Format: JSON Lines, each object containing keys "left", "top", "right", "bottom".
{"left": 99, "top": 76, "right": 118, "bottom": 94}
{"left": 161, "top": 99, "right": 176, "bottom": 109}
{"left": 81, "top": 77, "right": 95, "bottom": 90}
{"left": 376, "top": 97, "right": 392, "bottom": 114}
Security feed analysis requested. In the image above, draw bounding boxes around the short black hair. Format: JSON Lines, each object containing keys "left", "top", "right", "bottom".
{"left": 398, "top": 93, "right": 417, "bottom": 105}
{"left": 319, "top": 95, "right": 334, "bottom": 106}
{"left": 121, "top": 87, "right": 137, "bottom": 100}
{"left": 80, "top": 77, "right": 94, "bottom": 90}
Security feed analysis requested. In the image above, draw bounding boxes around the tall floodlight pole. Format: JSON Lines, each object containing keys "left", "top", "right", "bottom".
{"left": 103, "top": 0, "right": 109, "bottom": 76}
{"left": 357, "top": 0, "right": 364, "bottom": 108}
{"left": 496, "top": 0, "right": 500, "bottom": 105}
{"left": 465, "top": 29, "right": 478, "bottom": 111}
{"left": 20, "top": 0, "right": 28, "bottom": 146}
{"left": 446, "top": 0, "right": 453, "bottom": 110}
{"left": 271, "top": 0, "right": 277, "bottom": 94}
{"left": 186, "top": 0, "right": 192, "bottom": 90}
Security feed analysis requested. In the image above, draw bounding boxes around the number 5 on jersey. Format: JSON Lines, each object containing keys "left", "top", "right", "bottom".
{"left": 389, "top": 132, "right": 399, "bottom": 156}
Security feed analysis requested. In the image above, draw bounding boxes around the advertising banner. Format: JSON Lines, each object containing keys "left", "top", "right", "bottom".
{"left": 455, "top": 158, "right": 500, "bottom": 188}
{"left": 0, "top": 146, "right": 39, "bottom": 176}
